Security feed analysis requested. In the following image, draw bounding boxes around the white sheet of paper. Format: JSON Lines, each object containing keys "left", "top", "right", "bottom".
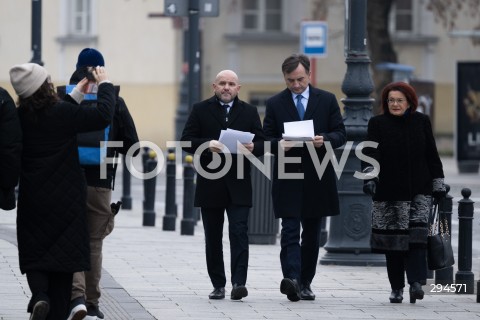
{"left": 218, "top": 128, "right": 255, "bottom": 153}
{"left": 282, "top": 120, "right": 314, "bottom": 141}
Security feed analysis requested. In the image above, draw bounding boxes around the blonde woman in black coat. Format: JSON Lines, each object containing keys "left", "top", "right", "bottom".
{"left": 9, "top": 63, "right": 115, "bottom": 320}
{"left": 362, "top": 81, "right": 445, "bottom": 304}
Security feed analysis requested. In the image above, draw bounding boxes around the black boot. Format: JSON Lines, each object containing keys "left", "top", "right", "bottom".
{"left": 409, "top": 282, "right": 424, "bottom": 303}
{"left": 389, "top": 289, "right": 403, "bottom": 303}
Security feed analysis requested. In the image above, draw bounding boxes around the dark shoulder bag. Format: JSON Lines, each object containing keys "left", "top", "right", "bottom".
{"left": 427, "top": 204, "right": 455, "bottom": 270}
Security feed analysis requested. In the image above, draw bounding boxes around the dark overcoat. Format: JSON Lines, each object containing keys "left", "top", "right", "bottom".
{"left": 263, "top": 85, "right": 346, "bottom": 218}
{"left": 16, "top": 83, "right": 115, "bottom": 274}
{"left": 181, "top": 96, "right": 265, "bottom": 208}
{"left": 0, "top": 88, "right": 22, "bottom": 210}
{"left": 363, "top": 111, "right": 445, "bottom": 252}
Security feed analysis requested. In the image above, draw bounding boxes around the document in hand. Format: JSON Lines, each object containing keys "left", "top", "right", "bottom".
{"left": 282, "top": 119, "right": 314, "bottom": 141}
{"left": 218, "top": 128, "right": 255, "bottom": 153}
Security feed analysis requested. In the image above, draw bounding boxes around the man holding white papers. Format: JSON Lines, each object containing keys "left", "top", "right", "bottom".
{"left": 181, "top": 70, "right": 265, "bottom": 301}
{"left": 263, "top": 54, "right": 346, "bottom": 302}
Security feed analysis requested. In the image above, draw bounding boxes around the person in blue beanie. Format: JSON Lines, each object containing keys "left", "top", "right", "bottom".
{"left": 66, "top": 48, "right": 139, "bottom": 320}
{"left": 76, "top": 48, "right": 105, "bottom": 70}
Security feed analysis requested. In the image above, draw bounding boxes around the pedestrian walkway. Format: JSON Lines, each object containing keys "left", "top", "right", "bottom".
{"left": 1, "top": 156, "right": 479, "bottom": 320}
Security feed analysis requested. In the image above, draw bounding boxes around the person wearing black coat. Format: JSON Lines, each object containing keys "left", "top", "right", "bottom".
{"left": 362, "top": 81, "right": 445, "bottom": 304}
{"left": 0, "top": 87, "right": 22, "bottom": 210}
{"left": 9, "top": 62, "right": 115, "bottom": 320}
{"left": 263, "top": 54, "right": 346, "bottom": 302}
{"left": 181, "top": 70, "right": 265, "bottom": 301}
{"left": 65, "top": 48, "right": 140, "bottom": 320}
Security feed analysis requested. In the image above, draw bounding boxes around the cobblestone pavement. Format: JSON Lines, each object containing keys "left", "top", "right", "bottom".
{"left": 1, "top": 156, "right": 479, "bottom": 320}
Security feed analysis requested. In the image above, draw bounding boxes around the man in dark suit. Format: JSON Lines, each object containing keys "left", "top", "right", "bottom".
{"left": 181, "top": 70, "right": 265, "bottom": 300}
{"left": 263, "top": 54, "right": 346, "bottom": 302}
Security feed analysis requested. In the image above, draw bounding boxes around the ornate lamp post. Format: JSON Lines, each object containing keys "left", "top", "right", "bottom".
{"left": 320, "top": 0, "right": 384, "bottom": 266}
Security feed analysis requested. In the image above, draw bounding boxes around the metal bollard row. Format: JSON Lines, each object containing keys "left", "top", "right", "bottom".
{"left": 430, "top": 187, "right": 477, "bottom": 296}
{"left": 137, "top": 148, "right": 196, "bottom": 234}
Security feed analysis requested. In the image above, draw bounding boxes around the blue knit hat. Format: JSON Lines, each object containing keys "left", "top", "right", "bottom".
{"left": 76, "top": 48, "right": 105, "bottom": 69}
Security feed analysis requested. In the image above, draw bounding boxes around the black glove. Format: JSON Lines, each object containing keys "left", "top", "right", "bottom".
{"left": 432, "top": 190, "right": 446, "bottom": 205}
{"left": 363, "top": 180, "right": 376, "bottom": 198}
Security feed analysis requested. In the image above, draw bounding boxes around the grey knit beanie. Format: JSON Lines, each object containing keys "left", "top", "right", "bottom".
{"left": 9, "top": 63, "right": 49, "bottom": 98}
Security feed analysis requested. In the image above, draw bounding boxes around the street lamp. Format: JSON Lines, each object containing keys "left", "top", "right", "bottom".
{"left": 30, "top": 0, "right": 43, "bottom": 65}
{"left": 319, "top": 0, "right": 384, "bottom": 266}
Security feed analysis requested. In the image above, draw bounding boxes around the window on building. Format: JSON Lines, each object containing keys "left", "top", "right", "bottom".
{"left": 243, "top": 0, "right": 282, "bottom": 32}
{"left": 392, "top": 0, "right": 413, "bottom": 33}
{"left": 69, "top": 0, "right": 91, "bottom": 36}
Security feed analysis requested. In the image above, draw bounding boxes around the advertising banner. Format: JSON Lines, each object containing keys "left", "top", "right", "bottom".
{"left": 456, "top": 62, "right": 480, "bottom": 172}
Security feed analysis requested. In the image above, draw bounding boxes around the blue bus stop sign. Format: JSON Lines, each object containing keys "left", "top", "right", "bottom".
{"left": 300, "top": 21, "right": 328, "bottom": 58}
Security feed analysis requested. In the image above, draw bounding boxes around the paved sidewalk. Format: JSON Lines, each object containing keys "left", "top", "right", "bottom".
{"left": 1, "top": 156, "right": 479, "bottom": 320}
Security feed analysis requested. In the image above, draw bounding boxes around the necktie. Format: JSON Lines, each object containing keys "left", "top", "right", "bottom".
{"left": 296, "top": 95, "right": 305, "bottom": 120}
{"left": 223, "top": 104, "right": 230, "bottom": 122}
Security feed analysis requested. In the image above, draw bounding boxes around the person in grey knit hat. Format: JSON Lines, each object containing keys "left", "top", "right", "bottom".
{"left": 9, "top": 62, "right": 116, "bottom": 320}
{"left": 10, "top": 63, "right": 49, "bottom": 98}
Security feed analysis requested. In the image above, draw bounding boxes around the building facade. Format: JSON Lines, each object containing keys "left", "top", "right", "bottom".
{"left": 0, "top": 0, "right": 178, "bottom": 148}
{"left": 0, "top": 0, "right": 478, "bottom": 152}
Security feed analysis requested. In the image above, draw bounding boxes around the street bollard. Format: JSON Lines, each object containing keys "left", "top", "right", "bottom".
{"left": 435, "top": 185, "right": 453, "bottom": 284}
{"left": 142, "top": 150, "right": 157, "bottom": 227}
{"left": 196, "top": 207, "right": 201, "bottom": 222}
{"left": 319, "top": 217, "right": 328, "bottom": 247}
{"left": 163, "top": 149, "right": 177, "bottom": 231}
{"left": 181, "top": 155, "right": 196, "bottom": 235}
{"left": 141, "top": 146, "right": 150, "bottom": 171}
{"left": 142, "top": 147, "right": 151, "bottom": 205}
{"left": 455, "top": 188, "right": 475, "bottom": 294}
{"left": 121, "top": 154, "right": 132, "bottom": 210}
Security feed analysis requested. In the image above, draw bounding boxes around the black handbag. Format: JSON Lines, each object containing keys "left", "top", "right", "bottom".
{"left": 427, "top": 204, "right": 455, "bottom": 270}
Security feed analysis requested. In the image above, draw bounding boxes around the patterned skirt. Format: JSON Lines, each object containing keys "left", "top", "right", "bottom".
{"left": 370, "top": 194, "right": 432, "bottom": 252}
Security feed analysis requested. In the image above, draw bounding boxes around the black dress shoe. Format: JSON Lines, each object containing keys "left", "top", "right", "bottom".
{"left": 209, "top": 287, "right": 225, "bottom": 300}
{"left": 231, "top": 284, "right": 248, "bottom": 300}
{"left": 389, "top": 289, "right": 403, "bottom": 303}
{"left": 280, "top": 278, "right": 300, "bottom": 302}
{"left": 409, "top": 282, "right": 424, "bottom": 303}
{"left": 300, "top": 284, "right": 315, "bottom": 301}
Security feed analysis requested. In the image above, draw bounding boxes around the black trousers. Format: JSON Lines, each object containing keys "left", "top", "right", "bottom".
{"left": 26, "top": 271, "right": 73, "bottom": 320}
{"left": 280, "top": 217, "right": 322, "bottom": 286}
{"left": 385, "top": 248, "right": 427, "bottom": 290}
{"left": 201, "top": 205, "right": 249, "bottom": 288}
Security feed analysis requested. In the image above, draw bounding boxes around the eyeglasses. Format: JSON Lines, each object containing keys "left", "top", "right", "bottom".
{"left": 387, "top": 98, "right": 406, "bottom": 105}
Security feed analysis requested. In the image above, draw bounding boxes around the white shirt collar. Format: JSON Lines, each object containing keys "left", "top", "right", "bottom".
{"left": 292, "top": 87, "right": 310, "bottom": 101}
